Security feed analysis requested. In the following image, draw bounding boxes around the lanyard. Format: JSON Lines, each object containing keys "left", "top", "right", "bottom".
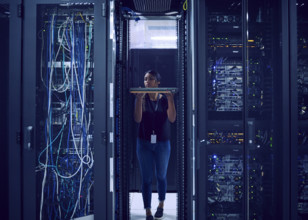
{"left": 147, "top": 93, "right": 160, "bottom": 112}
{"left": 147, "top": 94, "right": 160, "bottom": 134}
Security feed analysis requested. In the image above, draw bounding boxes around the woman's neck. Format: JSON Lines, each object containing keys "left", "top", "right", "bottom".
{"left": 148, "top": 93, "right": 158, "bottom": 101}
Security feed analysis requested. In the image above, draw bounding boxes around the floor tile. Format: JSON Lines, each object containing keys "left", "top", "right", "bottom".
{"left": 130, "top": 193, "right": 177, "bottom": 220}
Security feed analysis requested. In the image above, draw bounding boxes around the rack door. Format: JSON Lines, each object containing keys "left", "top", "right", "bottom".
{"left": 196, "top": 0, "right": 288, "bottom": 219}
{"left": 1, "top": 0, "right": 22, "bottom": 219}
{"left": 246, "top": 0, "right": 286, "bottom": 219}
{"left": 22, "top": 1, "right": 109, "bottom": 219}
{"left": 296, "top": 1, "right": 308, "bottom": 219}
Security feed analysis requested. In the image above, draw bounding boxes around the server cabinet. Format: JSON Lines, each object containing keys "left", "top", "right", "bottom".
{"left": 112, "top": 1, "right": 188, "bottom": 219}
{"left": 0, "top": 0, "right": 22, "bottom": 219}
{"left": 0, "top": 2, "right": 10, "bottom": 217}
{"left": 195, "top": 0, "right": 288, "bottom": 219}
{"left": 22, "top": 1, "right": 110, "bottom": 219}
{"left": 294, "top": 0, "right": 308, "bottom": 219}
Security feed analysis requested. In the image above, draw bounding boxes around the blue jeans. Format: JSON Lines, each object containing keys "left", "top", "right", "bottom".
{"left": 136, "top": 138, "right": 171, "bottom": 209}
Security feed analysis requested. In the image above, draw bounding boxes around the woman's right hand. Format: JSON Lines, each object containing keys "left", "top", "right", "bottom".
{"left": 135, "top": 93, "right": 145, "bottom": 100}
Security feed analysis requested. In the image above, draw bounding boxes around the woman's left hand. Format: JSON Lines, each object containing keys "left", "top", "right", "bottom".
{"left": 165, "top": 92, "right": 174, "bottom": 101}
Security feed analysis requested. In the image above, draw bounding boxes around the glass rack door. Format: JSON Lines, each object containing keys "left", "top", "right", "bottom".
{"left": 202, "top": 0, "right": 286, "bottom": 219}
{"left": 35, "top": 4, "right": 95, "bottom": 219}
{"left": 205, "top": 1, "right": 244, "bottom": 219}
{"left": 297, "top": 1, "right": 308, "bottom": 219}
{"left": 247, "top": 0, "right": 283, "bottom": 219}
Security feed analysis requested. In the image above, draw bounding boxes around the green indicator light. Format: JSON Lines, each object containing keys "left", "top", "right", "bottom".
{"left": 270, "top": 137, "right": 273, "bottom": 141}
{"left": 270, "top": 143, "right": 273, "bottom": 147}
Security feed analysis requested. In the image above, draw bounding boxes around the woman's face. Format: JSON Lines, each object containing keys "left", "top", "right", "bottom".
{"left": 144, "top": 73, "right": 160, "bottom": 88}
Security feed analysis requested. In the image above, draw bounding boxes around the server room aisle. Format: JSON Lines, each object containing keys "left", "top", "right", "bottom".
{"left": 130, "top": 193, "right": 177, "bottom": 220}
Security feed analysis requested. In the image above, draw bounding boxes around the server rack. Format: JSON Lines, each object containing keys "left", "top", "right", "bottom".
{"left": 293, "top": 0, "right": 308, "bottom": 219}
{"left": 0, "top": 0, "right": 22, "bottom": 219}
{"left": 0, "top": 2, "right": 10, "bottom": 217}
{"left": 11, "top": 1, "right": 307, "bottom": 220}
{"left": 22, "top": 1, "right": 110, "bottom": 219}
{"left": 195, "top": 0, "right": 290, "bottom": 219}
{"left": 112, "top": 0, "right": 189, "bottom": 219}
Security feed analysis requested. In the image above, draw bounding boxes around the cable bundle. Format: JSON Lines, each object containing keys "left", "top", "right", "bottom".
{"left": 37, "top": 10, "right": 94, "bottom": 220}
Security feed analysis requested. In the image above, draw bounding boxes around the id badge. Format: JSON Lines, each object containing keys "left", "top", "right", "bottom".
{"left": 151, "top": 134, "right": 157, "bottom": 144}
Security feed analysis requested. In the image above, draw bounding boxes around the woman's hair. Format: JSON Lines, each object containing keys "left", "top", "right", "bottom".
{"left": 145, "top": 69, "right": 161, "bottom": 82}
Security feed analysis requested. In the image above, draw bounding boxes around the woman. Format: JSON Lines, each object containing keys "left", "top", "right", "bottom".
{"left": 134, "top": 70, "right": 176, "bottom": 220}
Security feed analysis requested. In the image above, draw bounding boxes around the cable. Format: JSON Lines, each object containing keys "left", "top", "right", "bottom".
{"left": 120, "top": 7, "right": 140, "bottom": 22}
{"left": 38, "top": 11, "right": 95, "bottom": 219}
{"left": 183, "top": 0, "right": 187, "bottom": 11}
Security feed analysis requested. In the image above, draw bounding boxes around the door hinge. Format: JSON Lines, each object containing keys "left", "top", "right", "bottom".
{"left": 102, "top": 3, "right": 107, "bottom": 17}
{"left": 24, "top": 126, "right": 34, "bottom": 151}
{"left": 101, "top": 131, "right": 107, "bottom": 144}
{"left": 18, "top": 4, "right": 24, "bottom": 18}
{"left": 16, "top": 131, "right": 21, "bottom": 145}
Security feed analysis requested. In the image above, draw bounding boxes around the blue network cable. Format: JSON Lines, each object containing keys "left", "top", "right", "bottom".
{"left": 120, "top": 7, "right": 140, "bottom": 21}
{"left": 40, "top": 14, "right": 94, "bottom": 219}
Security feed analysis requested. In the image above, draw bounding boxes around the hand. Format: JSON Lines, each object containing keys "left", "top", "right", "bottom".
{"left": 135, "top": 92, "right": 145, "bottom": 100}
{"left": 165, "top": 92, "right": 174, "bottom": 101}
{"left": 135, "top": 86, "right": 146, "bottom": 100}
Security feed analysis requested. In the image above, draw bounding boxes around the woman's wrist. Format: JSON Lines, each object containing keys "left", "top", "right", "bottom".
{"left": 167, "top": 97, "right": 174, "bottom": 103}
{"left": 136, "top": 96, "right": 143, "bottom": 102}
